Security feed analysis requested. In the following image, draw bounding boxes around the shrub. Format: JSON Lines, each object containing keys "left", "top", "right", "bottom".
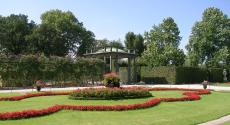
{"left": 69, "top": 88, "right": 152, "bottom": 100}
{"left": 103, "top": 72, "right": 120, "bottom": 87}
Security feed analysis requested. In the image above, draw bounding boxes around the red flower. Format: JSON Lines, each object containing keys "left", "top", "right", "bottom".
{"left": 104, "top": 72, "right": 119, "bottom": 78}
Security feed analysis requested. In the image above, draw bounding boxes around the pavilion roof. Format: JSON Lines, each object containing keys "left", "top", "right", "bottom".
{"left": 83, "top": 47, "right": 137, "bottom": 58}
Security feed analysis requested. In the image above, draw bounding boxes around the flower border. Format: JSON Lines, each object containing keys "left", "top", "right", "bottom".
{"left": 0, "top": 87, "right": 211, "bottom": 120}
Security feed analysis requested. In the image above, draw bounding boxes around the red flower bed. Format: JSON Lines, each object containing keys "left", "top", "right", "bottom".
{"left": 0, "top": 105, "right": 62, "bottom": 120}
{"left": 61, "top": 98, "right": 161, "bottom": 111}
{"left": 0, "top": 87, "right": 211, "bottom": 120}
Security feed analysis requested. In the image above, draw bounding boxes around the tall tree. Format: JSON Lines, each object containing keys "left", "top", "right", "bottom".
{"left": 27, "top": 9, "right": 94, "bottom": 56}
{"left": 0, "top": 14, "right": 35, "bottom": 55}
{"left": 142, "top": 17, "right": 185, "bottom": 67}
{"left": 124, "top": 32, "right": 144, "bottom": 55}
{"left": 186, "top": 7, "right": 230, "bottom": 67}
{"left": 134, "top": 34, "right": 144, "bottom": 55}
{"left": 124, "top": 32, "right": 136, "bottom": 49}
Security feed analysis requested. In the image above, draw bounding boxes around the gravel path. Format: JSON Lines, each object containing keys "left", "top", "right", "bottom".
{"left": 1, "top": 84, "right": 230, "bottom": 93}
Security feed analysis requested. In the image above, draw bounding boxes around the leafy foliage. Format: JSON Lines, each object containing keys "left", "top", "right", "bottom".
{"left": 27, "top": 9, "right": 95, "bottom": 56}
{"left": 124, "top": 32, "right": 144, "bottom": 55}
{"left": 0, "top": 54, "right": 104, "bottom": 87}
{"left": 94, "top": 39, "right": 124, "bottom": 49}
{"left": 0, "top": 14, "right": 35, "bottom": 55}
{"left": 0, "top": 10, "right": 94, "bottom": 57}
{"left": 142, "top": 17, "right": 185, "bottom": 67}
{"left": 186, "top": 7, "right": 230, "bottom": 67}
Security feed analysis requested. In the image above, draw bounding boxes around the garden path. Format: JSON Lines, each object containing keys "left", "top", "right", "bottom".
{"left": 1, "top": 84, "right": 230, "bottom": 93}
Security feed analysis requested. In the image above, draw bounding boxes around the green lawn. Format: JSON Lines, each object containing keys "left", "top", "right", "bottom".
{"left": 221, "top": 121, "right": 230, "bottom": 125}
{"left": 0, "top": 90, "right": 230, "bottom": 125}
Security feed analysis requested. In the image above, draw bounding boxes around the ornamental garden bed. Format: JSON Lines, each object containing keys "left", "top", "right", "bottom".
{"left": 0, "top": 87, "right": 211, "bottom": 120}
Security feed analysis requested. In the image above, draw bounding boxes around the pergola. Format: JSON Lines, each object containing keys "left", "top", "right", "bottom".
{"left": 83, "top": 47, "right": 137, "bottom": 83}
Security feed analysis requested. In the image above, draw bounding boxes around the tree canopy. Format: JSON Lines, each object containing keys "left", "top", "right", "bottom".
{"left": 186, "top": 7, "right": 230, "bottom": 67}
{"left": 27, "top": 9, "right": 95, "bottom": 56}
{"left": 0, "top": 14, "right": 35, "bottom": 55}
{"left": 94, "top": 39, "right": 124, "bottom": 49}
{"left": 124, "top": 32, "right": 144, "bottom": 55}
{"left": 142, "top": 17, "right": 185, "bottom": 67}
{"left": 0, "top": 10, "right": 94, "bottom": 57}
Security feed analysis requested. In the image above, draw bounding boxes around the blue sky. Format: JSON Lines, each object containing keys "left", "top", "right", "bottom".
{"left": 0, "top": 0, "right": 230, "bottom": 51}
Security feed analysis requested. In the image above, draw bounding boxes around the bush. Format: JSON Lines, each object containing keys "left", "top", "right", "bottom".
{"left": 69, "top": 88, "right": 152, "bottom": 100}
{"left": 103, "top": 72, "right": 120, "bottom": 87}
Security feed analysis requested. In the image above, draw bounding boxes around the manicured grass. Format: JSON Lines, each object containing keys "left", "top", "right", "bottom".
{"left": 0, "top": 92, "right": 23, "bottom": 97}
{"left": 222, "top": 121, "right": 230, "bottom": 125}
{"left": 0, "top": 90, "right": 229, "bottom": 125}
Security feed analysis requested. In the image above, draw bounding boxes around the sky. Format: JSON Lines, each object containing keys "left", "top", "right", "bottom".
{"left": 0, "top": 0, "right": 230, "bottom": 51}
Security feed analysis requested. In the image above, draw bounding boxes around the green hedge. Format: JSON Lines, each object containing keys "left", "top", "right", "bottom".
{"left": 141, "top": 66, "right": 223, "bottom": 84}
{"left": 0, "top": 54, "right": 104, "bottom": 87}
{"left": 141, "top": 66, "right": 176, "bottom": 84}
{"left": 176, "top": 67, "right": 207, "bottom": 84}
{"left": 208, "top": 68, "right": 223, "bottom": 82}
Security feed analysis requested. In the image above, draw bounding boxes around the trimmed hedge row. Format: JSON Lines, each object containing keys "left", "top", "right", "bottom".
{"left": 0, "top": 54, "right": 104, "bottom": 87}
{"left": 141, "top": 66, "right": 176, "bottom": 84}
{"left": 176, "top": 67, "right": 207, "bottom": 84}
{"left": 208, "top": 68, "right": 223, "bottom": 82}
{"left": 141, "top": 66, "right": 224, "bottom": 84}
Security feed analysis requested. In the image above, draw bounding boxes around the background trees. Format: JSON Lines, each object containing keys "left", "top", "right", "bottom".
{"left": 27, "top": 9, "right": 95, "bottom": 56}
{"left": 0, "top": 14, "right": 35, "bottom": 55}
{"left": 186, "top": 7, "right": 230, "bottom": 67}
{"left": 0, "top": 10, "right": 95, "bottom": 57}
{"left": 124, "top": 32, "right": 144, "bottom": 55}
{"left": 94, "top": 39, "right": 124, "bottom": 49}
{"left": 142, "top": 17, "right": 185, "bottom": 67}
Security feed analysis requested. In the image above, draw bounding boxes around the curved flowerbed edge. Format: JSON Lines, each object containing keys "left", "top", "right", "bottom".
{"left": 0, "top": 88, "right": 211, "bottom": 120}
